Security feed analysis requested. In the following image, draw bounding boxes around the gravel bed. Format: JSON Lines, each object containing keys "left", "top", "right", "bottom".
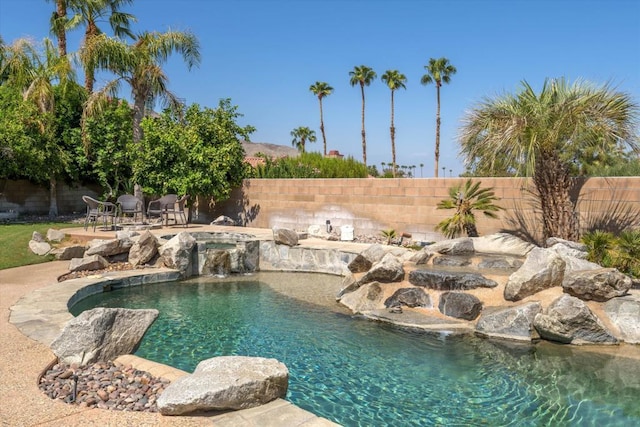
{"left": 39, "top": 361, "right": 170, "bottom": 412}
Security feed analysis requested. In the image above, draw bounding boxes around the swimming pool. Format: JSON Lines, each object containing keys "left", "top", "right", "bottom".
{"left": 71, "top": 272, "right": 640, "bottom": 426}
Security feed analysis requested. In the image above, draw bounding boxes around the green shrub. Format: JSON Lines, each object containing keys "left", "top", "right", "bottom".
{"left": 582, "top": 229, "right": 640, "bottom": 278}
{"left": 252, "top": 152, "right": 368, "bottom": 178}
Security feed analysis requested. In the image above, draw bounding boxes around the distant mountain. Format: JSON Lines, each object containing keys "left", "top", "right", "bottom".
{"left": 242, "top": 141, "right": 299, "bottom": 158}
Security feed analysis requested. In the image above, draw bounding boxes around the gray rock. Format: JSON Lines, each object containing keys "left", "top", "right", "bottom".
{"left": 336, "top": 273, "right": 359, "bottom": 299}
{"left": 69, "top": 254, "right": 109, "bottom": 272}
{"left": 157, "top": 356, "right": 288, "bottom": 415}
{"left": 384, "top": 287, "right": 432, "bottom": 309}
{"left": 429, "top": 237, "right": 474, "bottom": 255}
{"left": 50, "top": 307, "right": 159, "bottom": 365}
{"left": 115, "top": 230, "right": 139, "bottom": 240}
{"left": 504, "top": 247, "right": 565, "bottom": 301}
{"left": 128, "top": 231, "right": 159, "bottom": 267}
{"left": 211, "top": 215, "right": 237, "bottom": 226}
{"left": 604, "top": 296, "right": 640, "bottom": 344}
{"left": 358, "top": 253, "right": 405, "bottom": 284}
{"left": 46, "top": 228, "right": 66, "bottom": 242}
{"left": 339, "top": 282, "right": 385, "bottom": 313}
{"left": 561, "top": 255, "right": 602, "bottom": 277}
{"left": 51, "top": 245, "right": 86, "bottom": 260}
{"left": 438, "top": 292, "right": 482, "bottom": 320}
{"left": 272, "top": 228, "right": 299, "bottom": 246}
{"left": 85, "top": 238, "right": 134, "bottom": 257}
{"left": 409, "top": 270, "right": 498, "bottom": 290}
{"left": 475, "top": 302, "right": 542, "bottom": 341}
{"left": 546, "top": 237, "right": 587, "bottom": 252}
{"left": 32, "top": 231, "right": 45, "bottom": 242}
{"left": 408, "top": 248, "right": 434, "bottom": 265}
{"left": 348, "top": 244, "right": 387, "bottom": 273}
{"left": 477, "top": 257, "right": 523, "bottom": 270}
{"left": 159, "top": 231, "right": 197, "bottom": 276}
{"left": 28, "top": 239, "right": 51, "bottom": 256}
{"left": 432, "top": 256, "right": 472, "bottom": 267}
{"left": 562, "top": 268, "right": 632, "bottom": 302}
{"left": 472, "top": 233, "right": 534, "bottom": 257}
{"left": 533, "top": 294, "right": 618, "bottom": 345}
{"left": 550, "top": 243, "right": 588, "bottom": 260}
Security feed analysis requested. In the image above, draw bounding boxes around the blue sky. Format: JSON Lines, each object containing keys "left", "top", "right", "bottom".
{"left": 1, "top": 0, "right": 639, "bottom": 176}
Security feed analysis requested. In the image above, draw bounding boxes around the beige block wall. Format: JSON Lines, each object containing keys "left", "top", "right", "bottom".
{"left": 205, "top": 177, "right": 640, "bottom": 244}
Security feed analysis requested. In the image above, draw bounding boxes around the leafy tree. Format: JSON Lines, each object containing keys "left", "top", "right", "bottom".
{"left": 381, "top": 70, "right": 407, "bottom": 177}
{"left": 290, "top": 126, "right": 316, "bottom": 153}
{"left": 349, "top": 65, "right": 376, "bottom": 167}
{"left": 421, "top": 57, "right": 456, "bottom": 177}
{"left": 435, "top": 179, "right": 503, "bottom": 238}
{"left": 133, "top": 99, "right": 254, "bottom": 206}
{"left": 83, "top": 29, "right": 200, "bottom": 144}
{"left": 309, "top": 81, "right": 333, "bottom": 156}
{"left": 459, "top": 78, "right": 638, "bottom": 241}
{"left": 69, "top": 0, "right": 136, "bottom": 92}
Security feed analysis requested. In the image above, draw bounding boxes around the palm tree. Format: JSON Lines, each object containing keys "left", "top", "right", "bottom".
{"left": 421, "top": 57, "right": 456, "bottom": 177}
{"left": 436, "top": 179, "right": 503, "bottom": 238}
{"left": 1, "top": 37, "right": 75, "bottom": 217}
{"left": 47, "top": 0, "right": 68, "bottom": 56}
{"left": 381, "top": 70, "right": 407, "bottom": 178}
{"left": 82, "top": 30, "right": 201, "bottom": 144}
{"left": 419, "top": 162, "right": 424, "bottom": 177}
{"left": 309, "top": 81, "right": 333, "bottom": 156}
{"left": 69, "top": 0, "right": 136, "bottom": 92}
{"left": 291, "top": 126, "right": 316, "bottom": 153}
{"left": 349, "top": 65, "right": 376, "bottom": 167}
{"left": 459, "top": 78, "right": 638, "bottom": 241}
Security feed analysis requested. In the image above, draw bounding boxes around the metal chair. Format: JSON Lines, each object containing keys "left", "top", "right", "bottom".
{"left": 116, "top": 194, "right": 144, "bottom": 224}
{"left": 82, "top": 195, "right": 117, "bottom": 231}
{"left": 165, "top": 195, "right": 189, "bottom": 227}
{"left": 146, "top": 194, "right": 178, "bottom": 226}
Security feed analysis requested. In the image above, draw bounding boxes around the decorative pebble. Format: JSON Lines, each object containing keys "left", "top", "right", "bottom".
{"left": 38, "top": 361, "right": 170, "bottom": 412}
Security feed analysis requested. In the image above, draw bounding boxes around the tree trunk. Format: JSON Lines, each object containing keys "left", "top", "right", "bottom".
{"left": 133, "top": 91, "right": 146, "bottom": 143}
{"left": 48, "top": 176, "right": 58, "bottom": 218}
{"left": 360, "top": 83, "right": 367, "bottom": 167}
{"left": 83, "top": 23, "right": 99, "bottom": 93}
{"left": 533, "top": 151, "right": 579, "bottom": 242}
{"left": 319, "top": 98, "right": 327, "bottom": 156}
{"left": 390, "top": 89, "right": 396, "bottom": 178}
{"left": 55, "top": 0, "right": 67, "bottom": 57}
{"left": 434, "top": 83, "right": 441, "bottom": 177}
{"left": 465, "top": 222, "right": 479, "bottom": 238}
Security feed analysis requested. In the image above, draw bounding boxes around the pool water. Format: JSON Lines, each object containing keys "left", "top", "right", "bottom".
{"left": 71, "top": 273, "right": 640, "bottom": 426}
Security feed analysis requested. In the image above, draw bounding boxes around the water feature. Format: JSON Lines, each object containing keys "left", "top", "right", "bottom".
{"left": 71, "top": 272, "right": 640, "bottom": 426}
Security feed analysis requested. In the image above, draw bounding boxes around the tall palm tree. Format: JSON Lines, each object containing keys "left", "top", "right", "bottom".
{"left": 349, "top": 65, "right": 376, "bottom": 167}
{"left": 381, "top": 70, "right": 407, "bottom": 177}
{"left": 421, "top": 57, "right": 456, "bottom": 177}
{"left": 309, "top": 81, "right": 333, "bottom": 156}
{"left": 436, "top": 179, "right": 503, "bottom": 238}
{"left": 47, "top": 0, "right": 68, "bottom": 56}
{"left": 82, "top": 30, "right": 201, "bottom": 144}
{"left": 459, "top": 78, "right": 639, "bottom": 241}
{"left": 1, "top": 37, "right": 75, "bottom": 217}
{"left": 68, "top": 0, "right": 136, "bottom": 92}
{"left": 291, "top": 126, "right": 316, "bottom": 153}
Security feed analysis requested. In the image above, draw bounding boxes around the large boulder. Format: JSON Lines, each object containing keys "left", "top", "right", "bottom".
{"left": 408, "top": 270, "right": 497, "bottom": 290}
{"left": 340, "top": 282, "right": 385, "bottom": 313}
{"left": 159, "top": 231, "right": 197, "bottom": 276}
{"left": 429, "top": 238, "right": 474, "bottom": 255}
{"left": 28, "top": 239, "right": 51, "bottom": 256}
{"left": 533, "top": 294, "right": 618, "bottom": 345}
{"left": 504, "top": 247, "right": 565, "bottom": 301}
{"left": 157, "top": 356, "right": 288, "bottom": 415}
{"left": 432, "top": 255, "right": 471, "bottom": 267}
{"left": 475, "top": 302, "right": 542, "bottom": 341}
{"left": 85, "top": 237, "right": 134, "bottom": 257}
{"left": 51, "top": 245, "right": 86, "bottom": 260}
{"left": 272, "top": 228, "right": 298, "bottom": 247}
{"left": 472, "top": 233, "right": 534, "bottom": 257}
{"left": 384, "top": 287, "right": 432, "bottom": 309}
{"left": 546, "top": 237, "right": 587, "bottom": 252}
{"left": 408, "top": 248, "right": 434, "bottom": 265}
{"left": 69, "top": 254, "right": 109, "bottom": 272}
{"left": 336, "top": 273, "right": 359, "bottom": 299}
{"left": 128, "top": 230, "right": 159, "bottom": 267}
{"left": 46, "top": 228, "right": 66, "bottom": 243}
{"left": 348, "top": 244, "right": 387, "bottom": 273}
{"left": 438, "top": 292, "right": 482, "bottom": 320}
{"left": 358, "top": 253, "right": 405, "bottom": 284}
{"left": 562, "top": 268, "right": 632, "bottom": 302}
{"left": 604, "top": 295, "right": 640, "bottom": 344}
{"left": 477, "top": 257, "right": 522, "bottom": 270}
{"left": 50, "top": 307, "right": 159, "bottom": 365}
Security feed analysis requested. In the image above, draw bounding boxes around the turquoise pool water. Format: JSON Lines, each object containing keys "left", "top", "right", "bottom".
{"left": 71, "top": 273, "right": 640, "bottom": 426}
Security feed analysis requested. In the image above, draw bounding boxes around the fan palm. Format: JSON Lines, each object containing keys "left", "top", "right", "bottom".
{"left": 82, "top": 29, "right": 201, "bottom": 144}
{"left": 381, "top": 70, "right": 407, "bottom": 177}
{"left": 435, "top": 179, "right": 503, "bottom": 238}
{"left": 46, "top": 0, "right": 68, "bottom": 56}
{"left": 291, "top": 126, "right": 316, "bottom": 153}
{"left": 421, "top": 57, "right": 456, "bottom": 177}
{"left": 349, "top": 65, "right": 376, "bottom": 167}
{"left": 459, "top": 78, "right": 638, "bottom": 241}
{"left": 309, "top": 81, "right": 333, "bottom": 156}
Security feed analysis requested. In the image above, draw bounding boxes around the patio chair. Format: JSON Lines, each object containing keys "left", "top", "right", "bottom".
{"left": 146, "top": 194, "right": 178, "bottom": 226}
{"left": 165, "top": 195, "right": 189, "bottom": 227}
{"left": 116, "top": 194, "right": 144, "bottom": 224}
{"left": 82, "top": 195, "right": 117, "bottom": 231}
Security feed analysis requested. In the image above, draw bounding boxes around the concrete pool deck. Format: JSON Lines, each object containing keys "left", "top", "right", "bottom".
{"left": 1, "top": 224, "right": 356, "bottom": 426}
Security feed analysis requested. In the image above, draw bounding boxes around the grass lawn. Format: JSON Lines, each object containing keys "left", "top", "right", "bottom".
{"left": 0, "top": 222, "right": 84, "bottom": 270}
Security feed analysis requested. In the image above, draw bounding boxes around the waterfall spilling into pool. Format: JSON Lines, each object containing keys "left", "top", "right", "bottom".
{"left": 71, "top": 272, "right": 640, "bottom": 427}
